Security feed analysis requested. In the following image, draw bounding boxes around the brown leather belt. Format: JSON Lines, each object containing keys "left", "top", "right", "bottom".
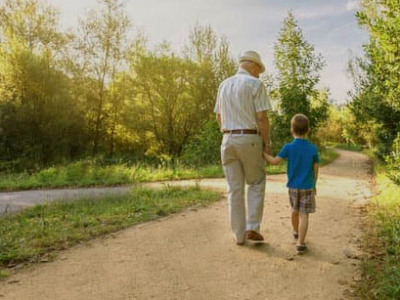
{"left": 223, "top": 129, "right": 259, "bottom": 135}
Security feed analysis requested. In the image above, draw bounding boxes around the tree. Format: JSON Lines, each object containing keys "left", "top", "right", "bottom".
{"left": 179, "top": 24, "right": 235, "bottom": 164}
{"left": 73, "top": 0, "right": 131, "bottom": 155}
{"left": 0, "top": 0, "right": 83, "bottom": 167}
{"left": 128, "top": 46, "right": 205, "bottom": 157}
{"left": 125, "top": 25, "right": 235, "bottom": 160}
{"left": 183, "top": 23, "right": 236, "bottom": 119}
{"left": 349, "top": 0, "right": 400, "bottom": 156}
{"left": 271, "top": 12, "right": 328, "bottom": 152}
{"left": 0, "top": 0, "right": 68, "bottom": 53}
{"left": 357, "top": 0, "right": 400, "bottom": 111}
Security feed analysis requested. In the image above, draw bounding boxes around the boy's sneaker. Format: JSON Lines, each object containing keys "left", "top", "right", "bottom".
{"left": 296, "top": 244, "right": 307, "bottom": 254}
{"left": 293, "top": 231, "right": 299, "bottom": 240}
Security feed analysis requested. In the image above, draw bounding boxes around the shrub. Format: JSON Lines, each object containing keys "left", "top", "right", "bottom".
{"left": 181, "top": 120, "right": 222, "bottom": 167}
{"left": 386, "top": 133, "right": 400, "bottom": 185}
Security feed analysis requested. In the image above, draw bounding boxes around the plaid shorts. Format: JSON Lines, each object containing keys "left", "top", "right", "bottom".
{"left": 288, "top": 189, "right": 316, "bottom": 214}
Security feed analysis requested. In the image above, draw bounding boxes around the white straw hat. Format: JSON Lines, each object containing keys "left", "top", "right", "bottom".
{"left": 239, "top": 50, "right": 265, "bottom": 73}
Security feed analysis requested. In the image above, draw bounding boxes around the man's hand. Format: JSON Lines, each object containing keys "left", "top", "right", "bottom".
{"left": 263, "top": 152, "right": 272, "bottom": 162}
{"left": 263, "top": 141, "right": 271, "bottom": 155}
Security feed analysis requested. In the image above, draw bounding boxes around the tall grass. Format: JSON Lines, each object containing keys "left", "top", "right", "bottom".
{"left": 356, "top": 152, "right": 400, "bottom": 300}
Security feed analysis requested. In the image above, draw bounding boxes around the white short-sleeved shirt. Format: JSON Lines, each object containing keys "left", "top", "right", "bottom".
{"left": 214, "top": 68, "right": 272, "bottom": 131}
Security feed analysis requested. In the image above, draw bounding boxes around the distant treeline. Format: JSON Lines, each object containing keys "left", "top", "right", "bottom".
{"left": 0, "top": 0, "right": 239, "bottom": 171}
{"left": 0, "top": 0, "right": 335, "bottom": 172}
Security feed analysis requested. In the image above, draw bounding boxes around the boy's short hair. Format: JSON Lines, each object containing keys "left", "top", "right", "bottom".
{"left": 291, "top": 114, "right": 310, "bottom": 136}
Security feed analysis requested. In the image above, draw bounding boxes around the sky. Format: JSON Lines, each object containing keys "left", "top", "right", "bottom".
{"left": 48, "top": 0, "right": 368, "bottom": 104}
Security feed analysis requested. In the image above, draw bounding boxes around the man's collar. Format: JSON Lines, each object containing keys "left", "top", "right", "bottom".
{"left": 237, "top": 67, "right": 251, "bottom": 75}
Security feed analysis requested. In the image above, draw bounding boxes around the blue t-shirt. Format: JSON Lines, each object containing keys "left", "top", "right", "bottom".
{"left": 278, "top": 139, "right": 319, "bottom": 189}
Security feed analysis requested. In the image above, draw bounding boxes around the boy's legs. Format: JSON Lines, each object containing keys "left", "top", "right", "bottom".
{"left": 297, "top": 213, "right": 309, "bottom": 246}
{"left": 291, "top": 212, "right": 299, "bottom": 235}
{"left": 289, "top": 189, "right": 315, "bottom": 248}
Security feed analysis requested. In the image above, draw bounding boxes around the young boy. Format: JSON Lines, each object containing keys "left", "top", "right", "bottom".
{"left": 264, "top": 114, "right": 319, "bottom": 254}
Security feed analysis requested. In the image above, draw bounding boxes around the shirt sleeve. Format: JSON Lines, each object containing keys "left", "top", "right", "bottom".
{"left": 254, "top": 82, "right": 272, "bottom": 112}
{"left": 278, "top": 144, "right": 289, "bottom": 159}
{"left": 214, "top": 86, "right": 222, "bottom": 114}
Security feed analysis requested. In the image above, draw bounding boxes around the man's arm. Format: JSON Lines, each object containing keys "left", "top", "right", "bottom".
{"left": 216, "top": 113, "right": 222, "bottom": 131}
{"left": 256, "top": 111, "right": 271, "bottom": 154}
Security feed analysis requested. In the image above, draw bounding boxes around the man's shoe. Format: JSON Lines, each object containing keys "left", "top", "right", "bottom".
{"left": 245, "top": 230, "right": 264, "bottom": 241}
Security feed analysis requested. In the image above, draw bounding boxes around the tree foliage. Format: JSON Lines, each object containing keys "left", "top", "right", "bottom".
{"left": 270, "top": 12, "right": 328, "bottom": 153}
{"left": 0, "top": 0, "right": 236, "bottom": 169}
{"left": 0, "top": 0, "right": 83, "bottom": 168}
{"left": 349, "top": 0, "right": 400, "bottom": 158}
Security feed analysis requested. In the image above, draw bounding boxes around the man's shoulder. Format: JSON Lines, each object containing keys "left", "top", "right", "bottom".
{"left": 238, "top": 73, "right": 263, "bottom": 86}
{"left": 219, "top": 75, "right": 236, "bottom": 88}
{"left": 224, "top": 73, "right": 263, "bottom": 86}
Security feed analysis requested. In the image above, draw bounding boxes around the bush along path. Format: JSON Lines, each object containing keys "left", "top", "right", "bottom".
{"left": 0, "top": 149, "right": 372, "bottom": 300}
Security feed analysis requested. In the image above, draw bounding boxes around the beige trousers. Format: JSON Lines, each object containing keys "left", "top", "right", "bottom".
{"left": 221, "top": 134, "right": 266, "bottom": 243}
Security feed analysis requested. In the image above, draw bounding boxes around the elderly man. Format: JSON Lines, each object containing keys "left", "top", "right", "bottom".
{"left": 214, "top": 50, "right": 272, "bottom": 245}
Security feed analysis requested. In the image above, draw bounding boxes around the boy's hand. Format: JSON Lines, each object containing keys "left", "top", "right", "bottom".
{"left": 314, "top": 188, "right": 317, "bottom": 196}
{"left": 263, "top": 154, "right": 283, "bottom": 165}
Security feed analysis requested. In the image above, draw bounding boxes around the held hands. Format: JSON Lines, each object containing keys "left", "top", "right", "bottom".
{"left": 263, "top": 151, "right": 273, "bottom": 164}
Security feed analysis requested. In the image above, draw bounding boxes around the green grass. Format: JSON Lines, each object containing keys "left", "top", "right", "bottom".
{"left": 0, "top": 163, "right": 225, "bottom": 192}
{"left": 0, "top": 270, "right": 9, "bottom": 280}
{"left": 355, "top": 151, "right": 400, "bottom": 300}
{"left": 0, "top": 186, "right": 221, "bottom": 270}
{"left": 320, "top": 147, "right": 340, "bottom": 166}
{"left": 0, "top": 148, "right": 338, "bottom": 192}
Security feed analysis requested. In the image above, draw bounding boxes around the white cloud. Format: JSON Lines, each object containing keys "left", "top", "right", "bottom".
{"left": 346, "top": 1, "right": 359, "bottom": 11}
{"left": 294, "top": 1, "right": 359, "bottom": 20}
{"left": 294, "top": 5, "right": 344, "bottom": 20}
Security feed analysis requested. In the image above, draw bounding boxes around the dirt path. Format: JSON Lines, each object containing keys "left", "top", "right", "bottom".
{"left": 0, "top": 150, "right": 372, "bottom": 300}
